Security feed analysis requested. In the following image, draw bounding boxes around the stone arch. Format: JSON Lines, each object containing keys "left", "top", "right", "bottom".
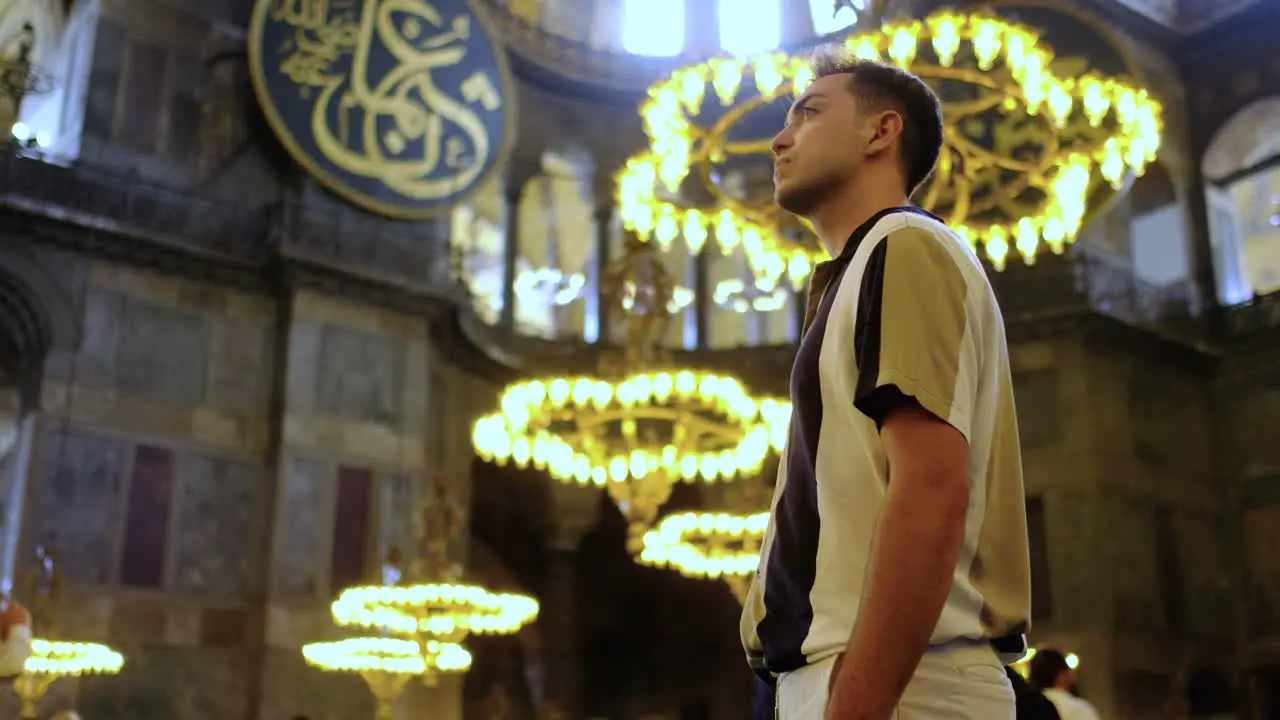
{"left": 1130, "top": 161, "right": 1179, "bottom": 216}
{"left": 1203, "top": 97, "right": 1280, "bottom": 179}
{"left": 0, "top": 241, "right": 79, "bottom": 409}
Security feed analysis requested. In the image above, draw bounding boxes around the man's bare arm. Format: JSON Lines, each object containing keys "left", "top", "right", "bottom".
{"left": 825, "top": 403, "right": 970, "bottom": 720}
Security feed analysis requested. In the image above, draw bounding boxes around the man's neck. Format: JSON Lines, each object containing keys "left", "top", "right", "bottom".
{"left": 808, "top": 179, "right": 909, "bottom": 258}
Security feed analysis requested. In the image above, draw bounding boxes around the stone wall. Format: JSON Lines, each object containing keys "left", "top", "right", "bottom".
{"left": 5, "top": 256, "right": 502, "bottom": 720}
{"left": 1008, "top": 325, "right": 1230, "bottom": 718}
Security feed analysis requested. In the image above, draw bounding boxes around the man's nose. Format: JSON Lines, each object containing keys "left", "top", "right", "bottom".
{"left": 771, "top": 128, "right": 793, "bottom": 158}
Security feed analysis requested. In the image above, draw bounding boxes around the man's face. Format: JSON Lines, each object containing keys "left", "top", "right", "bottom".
{"left": 771, "top": 74, "right": 867, "bottom": 217}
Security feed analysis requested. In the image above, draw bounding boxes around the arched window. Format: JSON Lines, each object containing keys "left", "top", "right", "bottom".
{"left": 808, "top": 0, "right": 861, "bottom": 36}
{"left": 622, "top": 0, "right": 685, "bottom": 57}
{"left": 720, "top": 0, "right": 781, "bottom": 56}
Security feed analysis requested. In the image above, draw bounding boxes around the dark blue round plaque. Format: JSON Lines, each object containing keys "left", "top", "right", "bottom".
{"left": 248, "top": 0, "right": 515, "bottom": 218}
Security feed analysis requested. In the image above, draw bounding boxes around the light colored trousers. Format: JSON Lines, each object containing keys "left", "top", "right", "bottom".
{"left": 776, "top": 640, "right": 1015, "bottom": 719}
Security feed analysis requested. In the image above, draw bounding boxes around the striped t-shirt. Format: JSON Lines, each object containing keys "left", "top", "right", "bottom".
{"left": 740, "top": 206, "right": 1031, "bottom": 677}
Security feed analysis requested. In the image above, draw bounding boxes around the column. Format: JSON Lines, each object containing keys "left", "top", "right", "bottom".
{"left": 500, "top": 157, "right": 541, "bottom": 334}
{"left": 591, "top": 172, "right": 616, "bottom": 345}
{"left": 781, "top": 0, "right": 816, "bottom": 43}
{"left": 1185, "top": 165, "right": 1222, "bottom": 328}
{"left": 694, "top": 246, "right": 711, "bottom": 349}
{"left": 684, "top": 0, "right": 720, "bottom": 57}
{"left": 537, "top": 484, "right": 599, "bottom": 720}
{"left": 0, "top": 412, "right": 34, "bottom": 596}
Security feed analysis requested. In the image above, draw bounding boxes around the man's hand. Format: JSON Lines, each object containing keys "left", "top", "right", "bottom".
{"left": 824, "top": 401, "right": 971, "bottom": 720}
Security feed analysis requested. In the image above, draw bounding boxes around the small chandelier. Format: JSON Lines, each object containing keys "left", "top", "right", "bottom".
{"left": 638, "top": 510, "right": 769, "bottom": 604}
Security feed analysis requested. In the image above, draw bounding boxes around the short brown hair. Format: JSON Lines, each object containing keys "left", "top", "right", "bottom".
{"left": 809, "top": 53, "right": 944, "bottom": 197}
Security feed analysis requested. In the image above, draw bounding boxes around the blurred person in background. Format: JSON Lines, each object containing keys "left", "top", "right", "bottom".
{"left": 1029, "top": 650, "right": 1100, "bottom": 720}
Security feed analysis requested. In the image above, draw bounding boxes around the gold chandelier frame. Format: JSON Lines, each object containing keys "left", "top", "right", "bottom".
{"left": 638, "top": 510, "right": 770, "bottom": 603}
{"left": 621, "top": 8, "right": 1162, "bottom": 282}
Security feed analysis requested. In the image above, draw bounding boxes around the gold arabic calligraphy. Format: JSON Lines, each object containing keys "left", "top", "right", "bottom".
{"left": 268, "top": 0, "right": 503, "bottom": 200}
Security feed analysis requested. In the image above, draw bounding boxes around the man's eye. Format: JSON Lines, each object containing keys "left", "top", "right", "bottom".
{"left": 802, "top": 106, "right": 818, "bottom": 117}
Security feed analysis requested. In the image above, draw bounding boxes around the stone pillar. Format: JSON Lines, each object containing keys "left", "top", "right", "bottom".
{"left": 1185, "top": 166, "right": 1221, "bottom": 322}
{"left": 591, "top": 172, "right": 616, "bottom": 345}
{"left": 781, "top": 0, "right": 816, "bottom": 42}
{"left": 0, "top": 410, "right": 34, "bottom": 596}
{"left": 538, "top": 484, "right": 599, "bottom": 719}
{"left": 684, "top": 0, "right": 719, "bottom": 57}
{"left": 694, "top": 247, "right": 711, "bottom": 349}
{"left": 500, "top": 158, "right": 541, "bottom": 333}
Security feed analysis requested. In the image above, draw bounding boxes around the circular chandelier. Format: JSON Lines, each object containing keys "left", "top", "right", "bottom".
{"left": 621, "top": 8, "right": 1162, "bottom": 284}
{"left": 473, "top": 371, "right": 789, "bottom": 550}
{"left": 473, "top": 241, "right": 791, "bottom": 551}
{"left": 303, "top": 636, "right": 472, "bottom": 682}
{"left": 13, "top": 639, "right": 125, "bottom": 719}
{"left": 331, "top": 582, "right": 539, "bottom": 643}
{"left": 638, "top": 510, "right": 769, "bottom": 603}
{"left": 303, "top": 637, "right": 472, "bottom": 719}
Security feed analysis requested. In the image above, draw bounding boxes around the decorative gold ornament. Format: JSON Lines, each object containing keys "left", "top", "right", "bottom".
{"left": 302, "top": 636, "right": 472, "bottom": 719}
{"left": 300, "top": 635, "right": 471, "bottom": 691}
{"left": 623, "top": 8, "right": 1163, "bottom": 283}
{"left": 331, "top": 582, "right": 539, "bottom": 642}
{"left": 13, "top": 640, "right": 124, "bottom": 720}
{"left": 472, "top": 241, "right": 791, "bottom": 552}
{"left": 638, "top": 511, "right": 769, "bottom": 604}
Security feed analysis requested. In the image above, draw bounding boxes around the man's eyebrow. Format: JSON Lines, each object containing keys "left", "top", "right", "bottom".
{"left": 788, "top": 91, "right": 825, "bottom": 116}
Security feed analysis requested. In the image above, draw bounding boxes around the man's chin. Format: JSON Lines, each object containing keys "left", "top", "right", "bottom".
{"left": 775, "top": 185, "right": 817, "bottom": 217}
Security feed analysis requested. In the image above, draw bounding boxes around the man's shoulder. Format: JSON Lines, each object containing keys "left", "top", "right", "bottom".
{"left": 866, "top": 212, "right": 981, "bottom": 269}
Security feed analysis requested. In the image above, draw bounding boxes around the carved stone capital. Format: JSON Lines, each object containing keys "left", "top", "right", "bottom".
{"left": 504, "top": 154, "right": 543, "bottom": 203}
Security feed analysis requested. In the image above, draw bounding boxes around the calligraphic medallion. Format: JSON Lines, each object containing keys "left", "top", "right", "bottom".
{"left": 248, "top": 0, "right": 514, "bottom": 218}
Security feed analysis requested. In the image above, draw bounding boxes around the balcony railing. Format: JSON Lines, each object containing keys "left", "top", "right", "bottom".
{"left": 991, "top": 249, "right": 1203, "bottom": 338}
{"left": 1, "top": 147, "right": 1213, "bottom": 352}
{"left": 0, "top": 148, "right": 269, "bottom": 262}
{"left": 1225, "top": 291, "right": 1280, "bottom": 336}
{"left": 0, "top": 148, "right": 464, "bottom": 303}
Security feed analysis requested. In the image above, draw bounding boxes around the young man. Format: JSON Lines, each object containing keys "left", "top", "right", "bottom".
{"left": 739, "top": 54, "right": 1032, "bottom": 719}
{"left": 1030, "top": 650, "right": 1102, "bottom": 720}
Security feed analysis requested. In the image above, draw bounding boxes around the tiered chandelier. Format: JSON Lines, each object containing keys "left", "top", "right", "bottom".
{"left": 306, "top": 484, "right": 538, "bottom": 718}
{"left": 473, "top": 241, "right": 791, "bottom": 552}
{"left": 616, "top": 7, "right": 1163, "bottom": 293}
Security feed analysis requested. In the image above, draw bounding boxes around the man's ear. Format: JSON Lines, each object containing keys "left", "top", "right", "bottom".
{"left": 865, "top": 110, "right": 904, "bottom": 156}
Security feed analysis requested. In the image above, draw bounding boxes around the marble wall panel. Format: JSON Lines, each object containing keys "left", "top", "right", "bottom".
{"left": 205, "top": 317, "right": 271, "bottom": 415}
{"left": 173, "top": 452, "right": 259, "bottom": 599}
{"left": 1014, "top": 369, "right": 1063, "bottom": 450}
{"left": 114, "top": 298, "right": 209, "bottom": 405}
{"left": 379, "top": 472, "right": 415, "bottom": 562}
{"left": 316, "top": 325, "right": 403, "bottom": 425}
{"left": 31, "top": 430, "right": 126, "bottom": 584}
{"left": 285, "top": 322, "right": 322, "bottom": 415}
{"left": 275, "top": 457, "right": 328, "bottom": 597}
{"left": 77, "top": 290, "right": 124, "bottom": 387}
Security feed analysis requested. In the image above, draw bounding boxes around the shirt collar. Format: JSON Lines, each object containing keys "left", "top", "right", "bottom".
{"left": 829, "top": 205, "right": 942, "bottom": 264}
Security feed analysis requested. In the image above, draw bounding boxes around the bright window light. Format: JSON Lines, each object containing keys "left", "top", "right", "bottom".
{"left": 622, "top": 0, "right": 686, "bottom": 57}
{"left": 809, "top": 0, "right": 862, "bottom": 36}
{"left": 720, "top": 0, "right": 782, "bottom": 56}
